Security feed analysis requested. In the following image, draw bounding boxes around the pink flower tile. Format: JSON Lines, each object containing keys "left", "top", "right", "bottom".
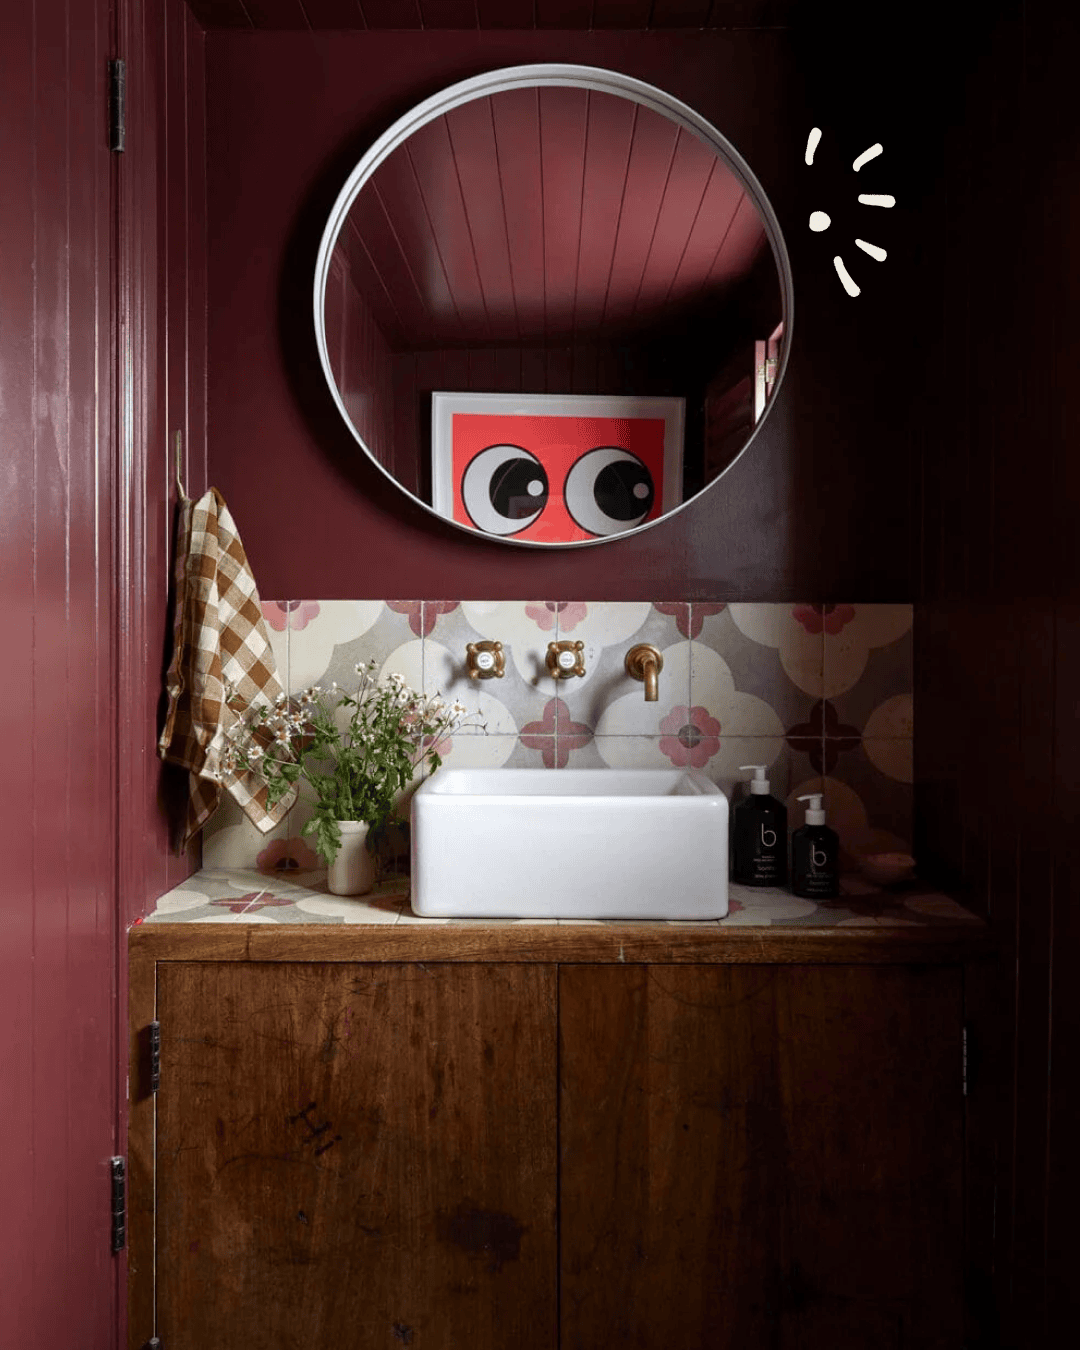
{"left": 525, "top": 601, "right": 589, "bottom": 632}
{"left": 792, "top": 603, "right": 857, "bottom": 636}
{"left": 659, "top": 705, "right": 722, "bottom": 768}
{"left": 210, "top": 891, "right": 295, "bottom": 914}
{"left": 655, "top": 602, "right": 727, "bottom": 639}
{"left": 257, "top": 836, "right": 322, "bottom": 874}
{"left": 262, "top": 600, "right": 321, "bottom": 632}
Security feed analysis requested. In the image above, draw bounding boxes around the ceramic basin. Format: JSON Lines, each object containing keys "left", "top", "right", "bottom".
{"left": 410, "top": 768, "right": 728, "bottom": 919}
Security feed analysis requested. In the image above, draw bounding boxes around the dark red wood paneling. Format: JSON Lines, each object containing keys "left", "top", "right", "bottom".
{"left": 592, "top": 0, "right": 654, "bottom": 26}
{"left": 475, "top": 0, "right": 540, "bottom": 27}
{"left": 0, "top": 0, "right": 117, "bottom": 1345}
{"left": 183, "top": 0, "right": 804, "bottom": 28}
{"left": 419, "top": 0, "right": 480, "bottom": 26}
{"left": 535, "top": 0, "right": 593, "bottom": 27}
{"left": 361, "top": 0, "right": 425, "bottom": 27}
{"left": 184, "top": 0, "right": 254, "bottom": 27}
{"left": 911, "top": 5, "right": 1080, "bottom": 1344}
{"left": 304, "top": 1, "right": 368, "bottom": 26}
{"left": 650, "top": 0, "right": 714, "bottom": 25}
{"left": 243, "top": 0, "right": 312, "bottom": 27}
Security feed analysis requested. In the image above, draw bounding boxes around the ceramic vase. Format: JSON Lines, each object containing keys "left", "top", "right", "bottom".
{"left": 327, "top": 820, "right": 376, "bottom": 896}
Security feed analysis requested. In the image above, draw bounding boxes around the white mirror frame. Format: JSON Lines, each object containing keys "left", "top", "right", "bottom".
{"left": 313, "top": 63, "right": 794, "bottom": 550}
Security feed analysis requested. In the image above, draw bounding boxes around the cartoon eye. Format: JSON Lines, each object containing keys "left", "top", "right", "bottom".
{"left": 564, "top": 447, "right": 655, "bottom": 537}
{"left": 460, "top": 444, "right": 549, "bottom": 536}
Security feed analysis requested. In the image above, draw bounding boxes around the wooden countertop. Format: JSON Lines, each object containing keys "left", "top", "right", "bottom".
{"left": 130, "top": 868, "right": 990, "bottom": 964}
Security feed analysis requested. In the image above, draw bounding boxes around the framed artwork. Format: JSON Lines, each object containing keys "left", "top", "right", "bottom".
{"left": 431, "top": 392, "right": 685, "bottom": 544}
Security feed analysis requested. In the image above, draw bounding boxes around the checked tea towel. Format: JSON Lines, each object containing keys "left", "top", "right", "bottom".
{"left": 158, "top": 487, "right": 296, "bottom": 847}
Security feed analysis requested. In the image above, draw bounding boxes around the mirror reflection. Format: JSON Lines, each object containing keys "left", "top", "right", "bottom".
{"left": 317, "top": 71, "right": 788, "bottom": 546}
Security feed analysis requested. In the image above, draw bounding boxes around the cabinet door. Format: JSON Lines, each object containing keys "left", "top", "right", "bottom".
{"left": 559, "top": 964, "right": 964, "bottom": 1350}
{"left": 155, "top": 961, "right": 557, "bottom": 1350}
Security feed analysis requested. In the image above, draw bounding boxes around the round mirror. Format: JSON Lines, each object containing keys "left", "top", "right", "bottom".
{"left": 314, "top": 64, "right": 792, "bottom": 548}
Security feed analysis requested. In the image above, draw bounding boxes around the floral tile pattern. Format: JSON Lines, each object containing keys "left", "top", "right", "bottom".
{"left": 199, "top": 599, "right": 914, "bottom": 873}
{"left": 142, "top": 871, "right": 979, "bottom": 929}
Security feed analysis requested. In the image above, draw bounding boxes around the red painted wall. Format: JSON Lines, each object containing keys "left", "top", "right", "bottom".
{"left": 0, "top": 1, "right": 119, "bottom": 1344}
{"left": 117, "top": 0, "right": 208, "bottom": 922}
{"left": 914, "top": 7, "right": 1080, "bottom": 1342}
{"left": 202, "top": 28, "right": 924, "bottom": 602}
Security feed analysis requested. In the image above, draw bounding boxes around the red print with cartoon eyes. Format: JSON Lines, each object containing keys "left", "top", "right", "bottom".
{"left": 451, "top": 413, "right": 665, "bottom": 543}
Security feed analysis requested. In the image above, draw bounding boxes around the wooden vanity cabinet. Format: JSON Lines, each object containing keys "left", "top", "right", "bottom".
{"left": 129, "top": 929, "right": 975, "bottom": 1350}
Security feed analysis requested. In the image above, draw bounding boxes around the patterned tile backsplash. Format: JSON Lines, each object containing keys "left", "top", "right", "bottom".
{"left": 204, "top": 601, "right": 913, "bottom": 876}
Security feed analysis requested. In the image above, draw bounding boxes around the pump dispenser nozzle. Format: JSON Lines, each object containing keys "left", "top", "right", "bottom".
{"left": 739, "top": 765, "right": 770, "bottom": 795}
{"left": 797, "top": 793, "right": 826, "bottom": 826}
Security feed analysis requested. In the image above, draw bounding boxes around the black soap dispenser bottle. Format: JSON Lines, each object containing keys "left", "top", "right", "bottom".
{"left": 790, "top": 793, "right": 840, "bottom": 899}
{"left": 732, "top": 765, "right": 787, "bottom": 887}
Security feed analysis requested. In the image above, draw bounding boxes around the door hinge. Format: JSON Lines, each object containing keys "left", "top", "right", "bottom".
{"left": 108, "top": 58, "right": 126, "bottom": 152}
{"left": 149, "top": 1019, "right": 161, "bottom": 1092}
{"left": 110, "top": 1157, "right": 126, "bottom": 1253}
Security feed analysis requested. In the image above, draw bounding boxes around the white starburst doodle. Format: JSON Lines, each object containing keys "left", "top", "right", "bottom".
{"left": 805, "top": 128, "right": 895, "bottom": 297}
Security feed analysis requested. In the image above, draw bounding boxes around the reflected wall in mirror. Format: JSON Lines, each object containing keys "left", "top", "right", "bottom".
{"left": 314, "top": 66, "right": 792, "bottom": 548}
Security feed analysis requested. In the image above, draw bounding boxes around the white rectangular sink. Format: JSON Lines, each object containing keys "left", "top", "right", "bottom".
{"left": 411, "top": 768, "right": 728, "bottom": 920}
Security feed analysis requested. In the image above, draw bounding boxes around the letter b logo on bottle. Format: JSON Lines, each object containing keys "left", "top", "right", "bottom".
{"left": 760, "top": 823, "right": 777, "bottom": 849}
{"left": 811, "top": 844, "right": 827, "bottom": 868}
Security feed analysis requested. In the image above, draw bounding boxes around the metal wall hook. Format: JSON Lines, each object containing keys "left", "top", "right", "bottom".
{"left": 174, "top": 429, "right": 189, "bottom": 502}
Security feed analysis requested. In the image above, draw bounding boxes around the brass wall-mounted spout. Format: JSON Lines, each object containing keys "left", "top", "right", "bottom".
{"left": 625, "top": 643, "right": 664, "bottom": 702}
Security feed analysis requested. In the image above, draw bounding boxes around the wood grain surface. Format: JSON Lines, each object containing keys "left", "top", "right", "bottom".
{"left": 130, "top": 918, "right": 990, "bottom": 967}
{"left": 153, "top": 962, "right": 557, "bottom": 1350}
{"left": 559, "top": 964, "right": 965, "bottom": 1349}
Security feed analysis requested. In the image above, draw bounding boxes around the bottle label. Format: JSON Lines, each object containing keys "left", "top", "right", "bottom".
{"left": 733, "top": 812, "right": 786, "bottom": 884}
{"left": 795, "top": 870, "right": 838, "bottom": 897}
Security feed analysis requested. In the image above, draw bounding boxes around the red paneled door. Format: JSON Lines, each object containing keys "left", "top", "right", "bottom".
{"left": 0, "top": 0, "right": 120, "bottom": 1345}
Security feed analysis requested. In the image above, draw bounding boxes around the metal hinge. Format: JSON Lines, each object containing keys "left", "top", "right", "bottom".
{"left": 149, "top": 1019, "right": 161, "bottom": 1092}
{"left": 110, "top": 1157, "right": 126, "bottom": 1253}
{"left": 108, "top": 59, "right": 126, "bottom": 152}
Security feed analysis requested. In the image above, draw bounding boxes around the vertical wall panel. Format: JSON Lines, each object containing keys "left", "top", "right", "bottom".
{"left": 914, "top": 5, "right": 1080, "bottom": 1343}
{"left": 118, "top": 0, "right": 206, "bottom": 926}
{"left": 0, "top": 0, "right": 116, "bottom": 1345}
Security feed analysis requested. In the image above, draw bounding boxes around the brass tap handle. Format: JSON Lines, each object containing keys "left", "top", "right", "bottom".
{"left": 466, "top": 640, "right": 505, "bottom": 680}
{"left": 625, "top": 643, "right": 664, "bottom": 702}
{"left": 546, "top": 640, "right": 585, "bottom": 680}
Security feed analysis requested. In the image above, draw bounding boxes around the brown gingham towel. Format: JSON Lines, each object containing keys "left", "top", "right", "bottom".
{"left": 158, "top": 487, "right": 296, "bottom": 848}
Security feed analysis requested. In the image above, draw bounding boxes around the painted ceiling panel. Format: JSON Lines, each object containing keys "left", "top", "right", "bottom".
{"left": 329, "top": 85, "right": 771, "bottom": 353}
{"left": 418, "top": 2, "right": 481, "bottom": 28}
{"left": 343, "top": 179, "right": 435, "bottom": 337}
{"left": 241, "top": 0, "right": 311, "bottom": 27}
{"left": 535, "top": 0, "right": 594, "bottom": 27}
{"left": 399, "top": 116, "right": 491, "bottom": 335}
{"left": 444, "top": 98, "right": 521, "bottom": 341}
{"left": 302, "top": 1, "right": 367, "bottom": 26}
{"left": 591, "top": 0, "right": 655, "bottom": 27}
{"left": 573, "top": 94, "right": 640, "bottom": 333}
{"left": 539, "top": 85, "right": 590, "bottom": 340}
{"left": 649, "top": 0, "right": 717, "bottom": 28}
{"left": 703, "top": 191, "right": 769, "bottom": 293}
{"left": 668, "top": 162, "right": 748, "bottom": 304}
{"left": 359, "top": 0, "right": 425, "bottom": 27}
{"left": 600, "top": 105, "right": 682, "bottom": 332}
{"left": 337, "top": 220, "right": 407, "bottom": 345}
{"left": 630, "top": 129, "right": 722, "bottom": 324}
{"left": 185, "top": 0, "right": 798, "bottom": 27}
{"left": 184, "top": 0, "right": 255, "bottom": 27}
{"left": 490, "top": 88, "right": 548, "bottom": 342}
